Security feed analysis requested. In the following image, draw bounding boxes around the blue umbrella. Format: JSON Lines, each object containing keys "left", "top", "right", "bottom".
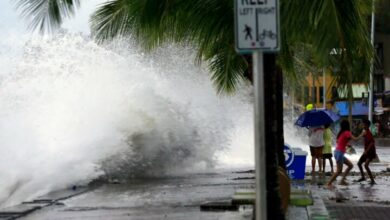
{"left": 295, "top": 109, "right": 340, "bottom": 127}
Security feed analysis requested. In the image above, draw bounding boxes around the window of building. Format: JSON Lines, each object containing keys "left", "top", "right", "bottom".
{"left": 375, "top": 42, "right": 384, "bottom": 74}
{"left": 331, "top": 87, "right": 339, "bottom": 100}
{"left": 304, "top": 86, "right": 309, "bottom": 104}
{"left": 374, "top": 75, "right": 384, "bottom": 93}
{"left": 319, "top": 86, "right": 324, "bottom": 103}
{"left": 312, "top": 86, "right": 317, "bottom": 103}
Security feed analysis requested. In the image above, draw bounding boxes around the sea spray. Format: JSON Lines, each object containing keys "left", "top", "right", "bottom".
{"left": 0, "top": 30, "right": 312, "bottom": 208}
{"left": 0, "top": 32, "right": 254, "bottom": 207}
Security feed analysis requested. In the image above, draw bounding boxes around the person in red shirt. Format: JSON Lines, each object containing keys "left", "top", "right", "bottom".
{"left": 356, "top": 119, "right": 376, "bottom": 184}
{"left": 327, "top": 120, "right": 360, "bottom": 188}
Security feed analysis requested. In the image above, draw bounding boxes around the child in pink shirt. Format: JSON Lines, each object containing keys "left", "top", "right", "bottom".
{"left": 327, "top": 120, "right": 360, "bottom": 188}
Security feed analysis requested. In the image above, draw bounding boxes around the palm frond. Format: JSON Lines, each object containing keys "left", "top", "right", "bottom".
{"left": 90, "top": 0, "right": 133, "bottom": 42}
{"left": 91, "top": 0, "right": 245, "bottom": 93}
{"left": 92, "top": 0, "right": 183, "bottom": 49}
{"left": 206, "top": 41, "right": 247, "bottom": 94}
{"left": 281, "top": 0, "right": 373, "bottom": 99}
{"left": 14, "top": 0, "right": 80, "bottom": 33}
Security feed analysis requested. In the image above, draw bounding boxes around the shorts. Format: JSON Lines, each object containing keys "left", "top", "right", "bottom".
{"left": 322, "top": 153, "right": 333, "bottom": 159}
{"left": 310, "top": 146, "right": 324, "bottom": 157}
{"left": 334, "top": 150, "right": 345, "bottom": 165}
{"left": 358, "top": 151, "right": 376, "bottom": 163}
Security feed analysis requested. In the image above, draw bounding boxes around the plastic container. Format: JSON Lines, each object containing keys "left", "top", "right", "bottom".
{"left": 284, "top": 144, "right": 308, "bottom": 180}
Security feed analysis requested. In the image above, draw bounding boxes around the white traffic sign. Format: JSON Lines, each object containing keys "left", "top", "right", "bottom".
{"left": 235, "top": 0, "right": 280, "bottom": 52}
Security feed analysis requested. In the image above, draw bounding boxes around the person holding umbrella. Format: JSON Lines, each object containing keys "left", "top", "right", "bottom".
{"left": 295, "top": 106, "right": 340, "bottom": 179}
{"left": 309, "top": 126, "right": 325, "bottom": 176}
{"left": 306, "top": 103, "right": 324, "bottom": 176}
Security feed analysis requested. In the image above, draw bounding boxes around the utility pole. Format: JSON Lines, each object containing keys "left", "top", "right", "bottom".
{"left": 368, "top": 0, "right": 375, "bottom": 122}
{"left": 323, "top": 69, "right": 326, "bottom": 109}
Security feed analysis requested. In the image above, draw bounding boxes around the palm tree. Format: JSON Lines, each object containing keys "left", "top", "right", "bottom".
{"left": 280, "top": 0, "right": 374, "bottom": 123}
{"left": 14, "top": 0, "right": 375, "bottom": 219}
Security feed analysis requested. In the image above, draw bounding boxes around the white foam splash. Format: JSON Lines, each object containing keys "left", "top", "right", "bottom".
{"left": 0, "top": 32, "right": 254, "bottom": 207}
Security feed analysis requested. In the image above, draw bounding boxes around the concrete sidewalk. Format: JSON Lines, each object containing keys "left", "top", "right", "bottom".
{"left": 1, "top": 171, "right": 256, "bottom": 220}
{"left": 287, "top": 164, "right": 390, "bottom": 220}
{"left": 3, "top": 162, "right": 390, "bottom": 220}
{"left": 374, "top": 137, "right": 390, "bottom": 147}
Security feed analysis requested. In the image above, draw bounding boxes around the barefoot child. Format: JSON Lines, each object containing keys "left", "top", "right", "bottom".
{"left": 357, "top": 119, "right": 376, "bottom": 184}
{"left": 322, "top": 124, "right": 334, "bottom": 174}
{"left": 327, "top": 120, "right": 360, "bottom": 187}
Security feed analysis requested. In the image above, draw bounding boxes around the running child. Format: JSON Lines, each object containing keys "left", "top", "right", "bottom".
{"left": 327, "top": 120, "right": 360, "bottom": 188}
{"left": 356, "top": 119, "right": 376, "bottom": 185}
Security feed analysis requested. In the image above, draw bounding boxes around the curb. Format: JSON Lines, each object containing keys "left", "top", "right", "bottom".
{"left": 0, "top": 186, "right": 95, "bottom": 219}
{"left": 307, "top": 191, "right": 331, "bottom": 220}
{"left": 287, "top": 182, "right": 332, "bottom": 220}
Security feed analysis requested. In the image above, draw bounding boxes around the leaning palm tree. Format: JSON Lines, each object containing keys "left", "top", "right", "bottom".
{"left": 14, "top": 0, "right": 375, "bottom": 219}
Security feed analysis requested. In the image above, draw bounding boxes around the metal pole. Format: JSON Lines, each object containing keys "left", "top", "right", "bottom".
{"left": 368, "top": 0, "right": 375, "bottom": 122}
{"left": 253, "top": 50, "right": 267, "bottom": 220}
{"left": 323, "top": 68, "right": 326, "bottom": 109}
{"left": 291, "top": 91, "right": 295, "bottom": 120}
{"left": 312, "top": 73, "right": 316, "bottom": 105}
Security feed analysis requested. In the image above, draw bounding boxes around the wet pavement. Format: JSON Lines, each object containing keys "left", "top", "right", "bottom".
{"left": 15, "top": 168, "right": 390, "bottom": 220}
{"left": 14, "top": 171, "right": 255, "bottom": 220}
{"left": 321, "top": 176, "right": 390, "bottom": 220}
{"left": 297, "top": 161, "right": 390, "bottom": 219}
{"left": 284, "top": 142, "right": 390, "bottom": 220}
{"left": 326, "top": 203, "right": 390, "bottom": 220}
{"left": 4, "top": 144, "right": 390, "bottom": 219}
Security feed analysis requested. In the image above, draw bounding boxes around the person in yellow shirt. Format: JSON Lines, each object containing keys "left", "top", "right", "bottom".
{"left": 306, "top": 103, "right": 314, "bottom": 111}
{"left": 322, "top": 124, "right": 334, "bottom": 174}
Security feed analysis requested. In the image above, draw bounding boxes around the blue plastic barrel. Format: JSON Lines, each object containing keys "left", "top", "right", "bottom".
{"left": 284, "top": 144, "right": 308, "bottom": 179}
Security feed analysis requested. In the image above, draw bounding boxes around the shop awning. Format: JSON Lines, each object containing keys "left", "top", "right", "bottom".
{"left": 334, "top": 101, "right": 368, "bottom": 116}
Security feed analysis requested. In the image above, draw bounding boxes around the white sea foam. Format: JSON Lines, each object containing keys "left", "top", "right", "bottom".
{"left": 0, "top": 32, "right": 255, "bottom": 207}
{"left": 0, "top": 28, "right": 318, "bottom": 208}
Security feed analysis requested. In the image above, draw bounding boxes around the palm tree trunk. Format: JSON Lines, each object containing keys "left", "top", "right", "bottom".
{"left": 244, "top": 53, "right": 285, "bottom": 219}
{"left": 263, "top": 54, "right": 285, "bottom": 219}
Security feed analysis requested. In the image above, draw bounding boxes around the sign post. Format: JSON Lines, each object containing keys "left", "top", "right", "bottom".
{"left": 235, "top": 0, "right": 280, "bottom": 52}
{"left": 235, "top": 0, "right": 280, "bottom": 219}
{"left": 253, "top": 49, "right": 267, "bottom": 220}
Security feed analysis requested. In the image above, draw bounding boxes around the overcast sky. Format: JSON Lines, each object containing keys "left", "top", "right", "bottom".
{"left": 0, "top": 0, "right": 106, "bottom": 74}
{"left": 0, "top": 0, "right": 105, "bottom": 36}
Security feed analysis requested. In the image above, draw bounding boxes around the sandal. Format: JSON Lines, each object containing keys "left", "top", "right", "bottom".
{"left": 339, "top": 180, "right": 349, "bottom": 186}
{"left": 326, "top": 184, "right": 335, "bottom": 190}
{"left": 356, "top": 177, "right": 366, "bottom": 182}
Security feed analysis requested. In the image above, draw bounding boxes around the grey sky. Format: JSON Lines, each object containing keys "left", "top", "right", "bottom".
{"left": 0, "top": 0, "right": 105, "bottom": 35}
{"left": 0, "top": 1, "right": 25, "bottom": 35}
{"left": 0, "top": 0, "right": 106, "bottom": 74}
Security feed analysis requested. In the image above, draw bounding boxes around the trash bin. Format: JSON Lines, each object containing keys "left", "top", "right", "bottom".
{"left": 284, "top": 144, "right": 308, "bottom": 180}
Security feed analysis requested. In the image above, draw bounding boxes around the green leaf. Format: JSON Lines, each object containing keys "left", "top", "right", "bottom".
{"left": 14, "top": 0, "right": 80, "bottom": 33}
